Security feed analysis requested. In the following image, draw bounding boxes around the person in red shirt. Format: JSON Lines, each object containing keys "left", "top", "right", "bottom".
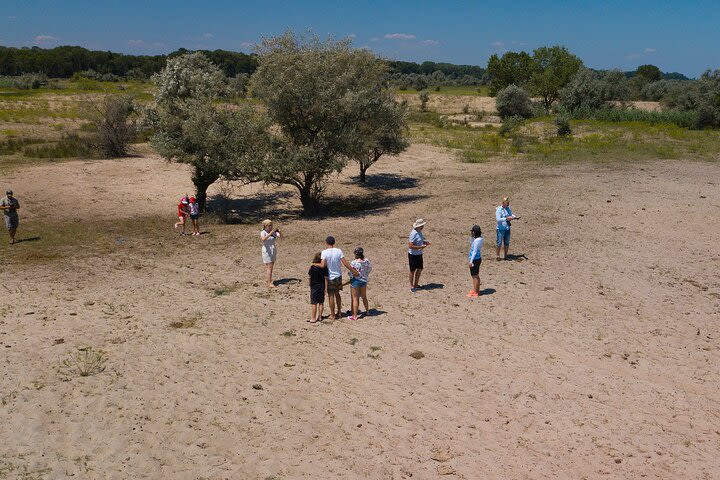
{"left": 174, "top": 196, "right": 190, "bottom": 235}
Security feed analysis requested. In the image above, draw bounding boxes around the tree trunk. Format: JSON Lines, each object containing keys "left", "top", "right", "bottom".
{"left": 192, "top": 167, "right": 220, "bottom": 213}
{"left": 298, "top": 181, "right": 320, "bottom": 216}
{"left": 359, "top": 162, "right": 368, "bottom": 183}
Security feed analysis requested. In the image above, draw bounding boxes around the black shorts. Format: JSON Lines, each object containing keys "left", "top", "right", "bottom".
{"left": 310, "top": 284, "right": 325, "bottom": 304}
{"left": 408, "top": 253, "right": 424, "bottom": 271}
{"left": 190, "top": 213, "right": 199, "bottom": 220}
{"left": 470, "top": 258, "right": 482, "bottom": 276}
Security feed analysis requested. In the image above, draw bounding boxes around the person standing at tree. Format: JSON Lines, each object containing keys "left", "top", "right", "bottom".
{"left": 320, "top": 236, "right": 359, "bottom": 321}
{"left": 0, "top": 190, "right": 20, "bottom": 245}
{"left": 188, "top": 197, "right": 201, "bottom": 236}
{"left": 260, "top": 219, "right": 281, "bottom": 288}
{"left": 495, "top": 197, "right": 520, "bottom": 260}
{"left": 174, "top": 196, "right": 190, "bottom": 235}
{"left": 408, "top": 218, "right": 430, "bottom": 292}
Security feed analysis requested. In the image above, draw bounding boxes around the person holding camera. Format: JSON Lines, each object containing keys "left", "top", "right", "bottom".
{"left": 260, "top": 219, "right": 282, "bottom": 288}
{"left": 495, "top": 196, "right": 520, "bottom": 260}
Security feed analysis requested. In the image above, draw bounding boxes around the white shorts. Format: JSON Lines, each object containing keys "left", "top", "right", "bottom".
{"left": 261, "top": 246, "right": 276, "bottom": 264}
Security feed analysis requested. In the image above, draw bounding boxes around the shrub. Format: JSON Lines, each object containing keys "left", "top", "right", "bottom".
{"left": 560, "top": 68, "right": 605, "bottom": 112}
{"left": 499, "top": 115, "right": 524, "bottom": 136}
{"left": 495, "top": 85, "right": 533, "bottom": 119}
{"left": 419, "top": 91, "right": 430, "bottom": 111}
{"left": 12, "top": 73, "right": 49, "bottom": 89}
{"left": 462, "top": 104, "right": 470, "bottom": 114}
{"left": 555, "top": 114, "right": 572, "bottom": 136}
{"left": 87, "top": 95, "right": 137, "bottom": 157}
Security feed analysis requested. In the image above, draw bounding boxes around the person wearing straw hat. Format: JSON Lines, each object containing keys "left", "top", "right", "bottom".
{"left": 0, "top": 190, "right": 20, "bottom": 245}
{"left": 495, "top": 196, "right": 520, "bottom": 260}
{"left": 408, "top": 218, "right": 430, "bottom": 292}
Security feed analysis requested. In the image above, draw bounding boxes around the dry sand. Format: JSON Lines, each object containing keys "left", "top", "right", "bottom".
{"left": 1, "top": 145, "right": 719, "bottom": 479}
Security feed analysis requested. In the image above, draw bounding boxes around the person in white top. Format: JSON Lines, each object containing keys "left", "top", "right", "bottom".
{"left": 260, "top": 219, "right": 281, "bottom": 288}
{"left": 320, "top": 236, "right": 359, "bottom": 321}
{"left": 495, "top": 197, "right": 520, "bottom": 260}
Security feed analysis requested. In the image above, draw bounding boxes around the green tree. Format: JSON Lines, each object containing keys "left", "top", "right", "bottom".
{"left": 486, "top": 51, "right": 534, "bottom": 95}
{"left": 635, "top": 64, "right": 662, "bottom": 82}
{"left": 146, "top": 52, "right": 262, "bottom": 211}
{"left": 353, "top": 93, "right": 409, "bottom": 183}
{"left": 249, "top": 31, "right": 394, "bottom": 214}
{"left": 529, "top": 46, "right": 583, "bottom": 109}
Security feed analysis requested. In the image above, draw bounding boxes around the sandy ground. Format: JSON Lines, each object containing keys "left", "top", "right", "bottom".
{"left": 398, "top": 94, "right": 662, "bottom": 115}
{"left": 1, "top": 146, "right": 719, "bottom": 479}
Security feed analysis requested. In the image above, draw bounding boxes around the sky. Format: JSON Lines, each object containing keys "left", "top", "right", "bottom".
{"left": 1, "top": 0, "right": 718, "bottom": 77}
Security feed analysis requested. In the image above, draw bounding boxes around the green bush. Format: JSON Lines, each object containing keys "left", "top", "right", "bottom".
{"left": 496, "top": 85, "right": 533, "bottom": 119}
{"left": 12, "top": 73, "right": 49, "bottom": 89}
{"left": 419, "top": 91, "right": 430, "bottom": 111}
{"left": 555, "top": 114, "right": 572, "bottom": 136}
{"left": 499, "top": 115, "right": 524, "bottom": 136}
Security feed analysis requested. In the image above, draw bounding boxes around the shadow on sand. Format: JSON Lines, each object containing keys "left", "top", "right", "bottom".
{"left": 479, "top": 288, "right": 496, "bottom": 296}
{"left": 348, "top": 173, "right": 419, "bottom": 191}
{"left": 16, "top": 236, "right": 41, "bottom": 243}
{"left": 273, "top": 278, "right": 301, "bottom": 286}
{"left": 504, "top": 253, "right": 529, "bottom": 262}
{"left": 420, "top": 283, "right": 444, "bottom": 291}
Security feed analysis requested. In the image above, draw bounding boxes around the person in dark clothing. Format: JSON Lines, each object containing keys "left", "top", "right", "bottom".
{"left": 308, "top": 252, "right": 328, "bottom": 323}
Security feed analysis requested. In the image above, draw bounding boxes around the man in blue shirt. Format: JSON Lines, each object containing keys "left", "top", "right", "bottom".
{"left": 408, "top": 218, "right": 430, "bottom": 292}
{"left": 495, "top": 197, "right": 520, "bottom": 260}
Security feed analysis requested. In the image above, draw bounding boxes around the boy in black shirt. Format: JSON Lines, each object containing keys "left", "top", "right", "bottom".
{"left": 308, "top": 253, "right": 328, "bottom": 323}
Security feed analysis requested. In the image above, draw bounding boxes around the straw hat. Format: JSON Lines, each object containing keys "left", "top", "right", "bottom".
{"left": 413, "top": 218, "right": 427, "bottom": 229}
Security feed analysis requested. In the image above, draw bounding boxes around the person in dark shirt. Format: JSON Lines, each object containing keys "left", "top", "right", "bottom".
{"left": 308, "top": 252, "right": 328, "bottom": 323}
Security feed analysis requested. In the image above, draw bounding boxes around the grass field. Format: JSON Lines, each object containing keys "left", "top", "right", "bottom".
{"left": 410, "top": 112, "right": 720, "bottom": 164}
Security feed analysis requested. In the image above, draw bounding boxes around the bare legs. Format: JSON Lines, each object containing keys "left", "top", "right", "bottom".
{"left": 8, "top": 227, "right": 16, "bottom": 244}
{"left": 310, "top": 303, "right": 324, "bottom": 323}
{"left": 409, "top": 269, "right": 423, "bottom": 289}
{"left": 328, "top": 291, "right": 341, "bottom": 320}
{"left": 191, "top": 218, "right": 200, "bottom": 236}
{"left": 265, "top": 262, "right": 275, "bottom": 288}
{"left": 471, "top": 275, "right": 480, "bottom": 295}
{"left": 174, "top": 217, "right": 186, "bottom": 235}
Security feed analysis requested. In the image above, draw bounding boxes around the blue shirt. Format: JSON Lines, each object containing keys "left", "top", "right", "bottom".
{"left": 469, "top": 237, "right": 483, "bottom": 262}
{"left": 408, "top": 229, "right": 425, "bottom": 255}
{"left": 496, "top": 206, "right": 514, "bottom": 231}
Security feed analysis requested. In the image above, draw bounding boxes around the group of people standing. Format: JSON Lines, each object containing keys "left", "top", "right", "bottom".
{"left": 174, "top": 195, "right": 201, "bottom": 236}
{"left": 259, "top": 196, "right": 520, "bottom": 323}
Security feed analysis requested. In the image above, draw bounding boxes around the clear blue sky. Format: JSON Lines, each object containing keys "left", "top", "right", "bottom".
{"left": 2, "top": 0, "right": 718, "bottom": 77}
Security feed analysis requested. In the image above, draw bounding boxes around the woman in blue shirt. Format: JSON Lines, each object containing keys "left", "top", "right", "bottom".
{"left": 468, "top": 225, "right": 483, "bottom": 298}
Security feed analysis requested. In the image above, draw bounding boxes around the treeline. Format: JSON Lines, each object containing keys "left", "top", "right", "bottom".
{"left": 0, "top": 45, "right": 257, "bottom": 78}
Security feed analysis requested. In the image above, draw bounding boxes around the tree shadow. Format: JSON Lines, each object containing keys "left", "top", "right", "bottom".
{"left": 348, "top": 173, "right": 419, "bottom": 191}
{"left": 206, "top": 191, "right": 298, "bottom": 224}
{"left": 273, "top": 278, "right": 301, "bottom": 286}
{"left": 16, "top": 236, "right": 40, "bottom": 243}
{"left": 313, "top": 192, "right": 429, "bottom": 219}
{"left": 479, "top": 288, "right": 496, "bottom": 296}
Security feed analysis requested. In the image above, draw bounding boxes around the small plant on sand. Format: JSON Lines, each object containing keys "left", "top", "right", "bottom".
{"left": 349, "top": 337, "right": 359, "bottom": 345}
{"left": 419, "top": 91, "right": 430, "bottom": 112}
{"left": 282, "top": 330, "right": 296, "bottom": 338}
{"left": 60, "top": 347, "right": 107, "bottom": 377}
{"left": 367, "top": 345, "right": 382, "bottom": 359}
{"left": 170, "top": 313, "right": 200, "bottom": 329}
{"left": 212, "top": 283, "right": 238, "bottom": 296}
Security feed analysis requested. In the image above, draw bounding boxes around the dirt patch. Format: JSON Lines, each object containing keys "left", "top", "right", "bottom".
{"left": 0, "top": 145, "right": 719, "bottom": 478}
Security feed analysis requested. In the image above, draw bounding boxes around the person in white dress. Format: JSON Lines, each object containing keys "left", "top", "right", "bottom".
{"left": 260, "top": 219, "right": 281, "bottom": 288}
